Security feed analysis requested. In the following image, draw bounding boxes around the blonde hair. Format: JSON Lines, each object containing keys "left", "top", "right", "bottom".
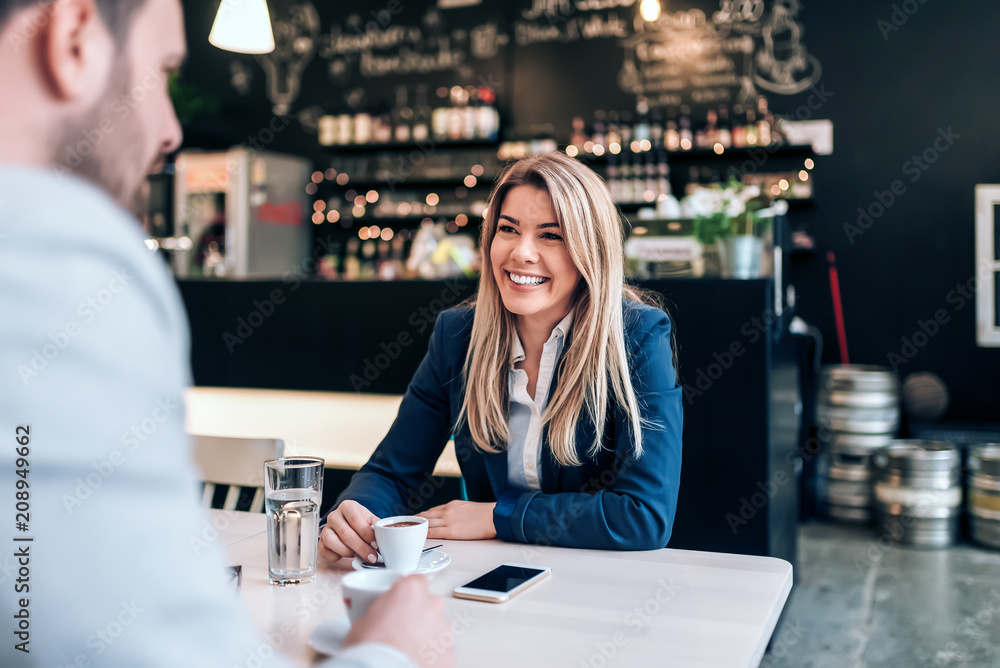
{"left": 457, "top": 152, "right": 663, "bottom": 467}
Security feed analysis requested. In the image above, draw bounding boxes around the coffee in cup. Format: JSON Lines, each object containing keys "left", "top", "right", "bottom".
{"left": 373, "top": 516, "right": 429, "bottom": 573}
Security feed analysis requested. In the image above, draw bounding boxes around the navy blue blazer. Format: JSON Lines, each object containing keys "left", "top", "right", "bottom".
{"left": 336, "top": 299, "right": 684, "bottom": 550}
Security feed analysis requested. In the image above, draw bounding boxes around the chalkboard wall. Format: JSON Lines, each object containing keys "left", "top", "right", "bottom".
{"left": 177, "top": 0, "right": 1000, "bottom": 423}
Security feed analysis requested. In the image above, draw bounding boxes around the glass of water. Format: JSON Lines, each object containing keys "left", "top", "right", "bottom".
{"left": 264, "top": 457, "right": 324, "bottom": 586}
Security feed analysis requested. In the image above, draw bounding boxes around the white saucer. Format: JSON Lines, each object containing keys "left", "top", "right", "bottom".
{"left": 351, "top": 549, "right": 451, "bottom": 575}
{"left": 308, "top": 615, "right": 350, "bottom": 656}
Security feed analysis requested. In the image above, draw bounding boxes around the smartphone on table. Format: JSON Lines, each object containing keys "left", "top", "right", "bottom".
{"left": 453, "top": 563, "right": 551, "bottom": 603}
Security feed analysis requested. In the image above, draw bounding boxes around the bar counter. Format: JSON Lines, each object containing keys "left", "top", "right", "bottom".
{"left": 179, "top": 277, "right": 801, "bottom": 567}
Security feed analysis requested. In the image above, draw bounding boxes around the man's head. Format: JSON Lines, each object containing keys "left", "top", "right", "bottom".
{"left": 0, "top": 0, "right": 186, "bottom": 216}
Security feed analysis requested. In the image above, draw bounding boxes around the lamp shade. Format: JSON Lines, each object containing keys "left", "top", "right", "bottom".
{"left": 209, "top": 0, "right": 275, "bottom": 54}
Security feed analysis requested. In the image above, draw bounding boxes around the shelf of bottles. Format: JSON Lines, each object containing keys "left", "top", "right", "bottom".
{"left": 305, "top": 86, "right": 817, "bottom": 280}
{"left": 567, "top": 95, "right": 816, "bottom": 213}
{"left": 308, "top": 84, "right": 506, "bottom": 281}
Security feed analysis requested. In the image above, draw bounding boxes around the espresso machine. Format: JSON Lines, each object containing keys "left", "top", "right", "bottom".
{"left": 167, "top": 148, "right": 312, "bottom": 278}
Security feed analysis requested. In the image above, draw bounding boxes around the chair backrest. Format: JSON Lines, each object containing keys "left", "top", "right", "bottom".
{"left": 190, "top": 434, "right": 284, "bottom": 513}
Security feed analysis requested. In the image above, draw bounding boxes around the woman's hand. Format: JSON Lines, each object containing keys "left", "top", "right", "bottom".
{"left": 418, "top": 500, "right": 498, "bottom": 540}
{"left": 319, "top": 500, "right": 380, "bottom": 564}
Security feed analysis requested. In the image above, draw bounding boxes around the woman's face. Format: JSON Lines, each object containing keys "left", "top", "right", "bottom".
{"left": 490, "top": 185, "right": 582, "bottom": 329}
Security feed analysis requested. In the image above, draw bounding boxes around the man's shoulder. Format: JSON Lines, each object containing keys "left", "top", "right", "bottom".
{"left": 0, "top": 165, "right": 139, "bottom": 242}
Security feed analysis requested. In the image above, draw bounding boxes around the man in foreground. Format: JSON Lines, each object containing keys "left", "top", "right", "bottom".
{"left": 0, "top": 0, "right": 453, "bottom": 665}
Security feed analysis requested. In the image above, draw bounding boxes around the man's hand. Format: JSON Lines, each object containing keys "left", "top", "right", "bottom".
{"left": 418, "top": 500, "right": 497, "bottom": 540}
{"left": 319, "top": 500, "right": 380, "bottom": 564}
{"left": 343, "top": 575, "right": 455, "bottom": 668}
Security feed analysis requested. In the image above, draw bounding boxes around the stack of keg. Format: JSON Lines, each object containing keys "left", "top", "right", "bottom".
{"left": 873, "top": 441, "right": 962, "bottom": 548}
{"left": 815, "top": 365, "right": 900, "bottom": 523}
{"left": 968, "top": 444, "right": 1000, "bottom": 549}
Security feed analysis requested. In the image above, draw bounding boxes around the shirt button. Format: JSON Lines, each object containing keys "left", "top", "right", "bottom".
{"left": 544, "top": 356, "right": 553, "bottom": 364}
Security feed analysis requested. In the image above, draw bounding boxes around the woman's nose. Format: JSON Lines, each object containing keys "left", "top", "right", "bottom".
{"left": 510, "top": 234, "right": 538, "bottom": 263}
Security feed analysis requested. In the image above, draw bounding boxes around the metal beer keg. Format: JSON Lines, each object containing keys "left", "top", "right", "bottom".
{"left": 968, "top": 444, "right": 1000, "bottom": 549}
{"left": 815, "top": 366, "right": 900, "bottom": 523}
{"left": 874, "top": 440, "right": 962, "bottom": 548}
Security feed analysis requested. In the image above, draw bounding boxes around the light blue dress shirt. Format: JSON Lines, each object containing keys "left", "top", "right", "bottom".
{"left": 506, "top": 312, "right": 574, "bottom": 492}
{"left": 0, "top": 166, "right": 414, "bottom": 668}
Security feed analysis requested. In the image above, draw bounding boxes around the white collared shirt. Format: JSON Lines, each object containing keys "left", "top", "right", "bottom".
{"left": 506, "top": 311, "right": 574, "bottom": 492}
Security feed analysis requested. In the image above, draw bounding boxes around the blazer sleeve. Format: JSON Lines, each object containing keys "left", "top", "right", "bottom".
{"left": 492, "top": 307, "right": 683, "bottom": 550}
{"left": 335, "top": 311, "right": 460, "bottom": 519}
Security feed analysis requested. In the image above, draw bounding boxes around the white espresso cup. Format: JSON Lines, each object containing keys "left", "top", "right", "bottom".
{"left": 373, "top": 515, "right": 429, "bottom": 573}
{"left": 341, "top": 570, "right": 400, "bottom": 624}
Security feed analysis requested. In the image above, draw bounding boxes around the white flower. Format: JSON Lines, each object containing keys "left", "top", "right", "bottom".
{"left": 686, "top": 188, "right": 724, "bottom": 217}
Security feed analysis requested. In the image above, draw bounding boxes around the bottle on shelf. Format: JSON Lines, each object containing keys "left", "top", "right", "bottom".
{"left": 756, "top": 96, "right": 772, "bottom": 147}
{"left": 650, "top": 108, "right": 664, "bottom": 150}
{"left": 335, "top": 106, "right": 353, "bottom": 146}
{"left": 717, "top": 104, "right": 732, "bottom": 149}
{"left": 476, "top": 85, "right": 500, "bottom": 141}
{"left": 634, "top": 97, "right": 651, "bottom": 146}
{"left": 412, "top": 85, "right": 431, "bottom": 143}
{"left": 463, "top": 86, "right": 478, "bottom": 141}
{"left": 592, "top": 110, "right": 607, "bottom": 151}
{"left": 643, "top": 151, "right": 657, "bottom": 202}
{"left": 352, "top": 92, "right": 373, "bottom": 146}
{"left": 393, "top": 86, "right": 413, "bottom": 143}
{"left": 343, "top": 238, "right": 361, "bottom": 280}
{"left": 620, "top": 110, "right": 633, "bottom": 150}
{"left": 665, "top": 118, "right": 680, "bottom": 152}
{"left": 359, "top": 239, "right": 378, "bottom": 279}
{"left": 679, "top": 106, "right": 693, "bottom": 151}
{"left": 570, "top": 116, "right": 587, "bottom": 151}
{"left": 318, "top": 114, "right": 337, "bottom": 147}
{"left": 606, "top": 152, "right": 621, "bottom": 202}
{"left": 697, "top": 109, "right": 717, "bottom": 149}
{"left": 448, "top": 86, "right": 466, "bottom": 141}
{"left": 744, "top": 107, "right": 758, "bottom": 146}
{"left": 432, "top": 88, "right": 450, "bottom": 141}
{"left": 606, "top": 111, "right": 622, "bottom": 152}
{"left": 656, "top": 150, "right": 671, "bottom": 198}
{"left": 731, "top": 104, "right": 747, "bottom": 148}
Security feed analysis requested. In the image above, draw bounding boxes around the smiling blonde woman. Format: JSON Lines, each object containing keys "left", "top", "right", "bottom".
{"left": 321, "top": 152, "right": 683, "bottom": 561}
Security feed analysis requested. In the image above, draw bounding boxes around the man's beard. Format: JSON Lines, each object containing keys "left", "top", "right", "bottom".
{"left": 52, "top": 59, "right": 155, "bottom": 219}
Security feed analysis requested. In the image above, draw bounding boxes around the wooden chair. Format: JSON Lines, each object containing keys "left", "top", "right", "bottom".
{"left": 190, "top": 434, "right": 284, "bottom": 512}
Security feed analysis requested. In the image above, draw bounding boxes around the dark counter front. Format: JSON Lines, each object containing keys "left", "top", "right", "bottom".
{"left": 178, "top": 278, "right": 800, "bottom": 565}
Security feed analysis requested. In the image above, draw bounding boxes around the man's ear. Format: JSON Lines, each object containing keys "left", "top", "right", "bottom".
{"left": 42, "top": 0, "right": 114, "bottom": 102}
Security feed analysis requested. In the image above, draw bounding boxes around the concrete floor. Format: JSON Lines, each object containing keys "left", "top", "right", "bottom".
{"left": 760, "top": 522, "right": 1000, "bottom": 668}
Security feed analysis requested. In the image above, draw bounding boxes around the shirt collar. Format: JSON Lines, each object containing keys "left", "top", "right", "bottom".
{"left": 510, "top": 310, "right": 575, "bottom": 365}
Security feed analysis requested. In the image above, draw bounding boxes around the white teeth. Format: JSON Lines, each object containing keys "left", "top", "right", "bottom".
{"left": 508, "top": 272, "right": 547, "bottom": 286}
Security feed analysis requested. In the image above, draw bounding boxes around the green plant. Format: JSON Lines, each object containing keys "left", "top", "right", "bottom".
{"left": 691, "top": 179, "right": 772, "bottom": 246}
{"left": 168, "top": 72, "right": 220, "bottom": 126}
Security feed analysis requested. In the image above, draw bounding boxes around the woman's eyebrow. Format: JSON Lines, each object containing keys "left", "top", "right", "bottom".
{"left": 499, "top": 214, "right": 560, "bottom": 229}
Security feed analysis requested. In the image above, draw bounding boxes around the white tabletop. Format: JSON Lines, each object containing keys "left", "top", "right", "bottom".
{"left": 184, "top": 387, "right": 462, "bottom": 476}
{"left": 213, "top": 510, "right": 792, "bottom": 668}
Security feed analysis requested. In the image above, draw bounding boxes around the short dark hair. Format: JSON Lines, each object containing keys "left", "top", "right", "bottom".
{"left": 0, "top": 0, "right": 149, "bottom": 47}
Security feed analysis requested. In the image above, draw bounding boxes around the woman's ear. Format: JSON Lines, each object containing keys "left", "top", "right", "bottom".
{"left": 41, "top": 0, "right": 114, "bottom": 103}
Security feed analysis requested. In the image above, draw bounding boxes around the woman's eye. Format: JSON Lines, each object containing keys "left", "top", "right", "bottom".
{"left": 541, "top": 232, "right": 563, "bottom": 241}
{"left": 498, "top": 224, "right": 517, "bottom": 234}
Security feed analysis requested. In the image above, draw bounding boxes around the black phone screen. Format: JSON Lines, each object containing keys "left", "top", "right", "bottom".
{"left": 461, "top": 565, "right": 546, "bottom": 593}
